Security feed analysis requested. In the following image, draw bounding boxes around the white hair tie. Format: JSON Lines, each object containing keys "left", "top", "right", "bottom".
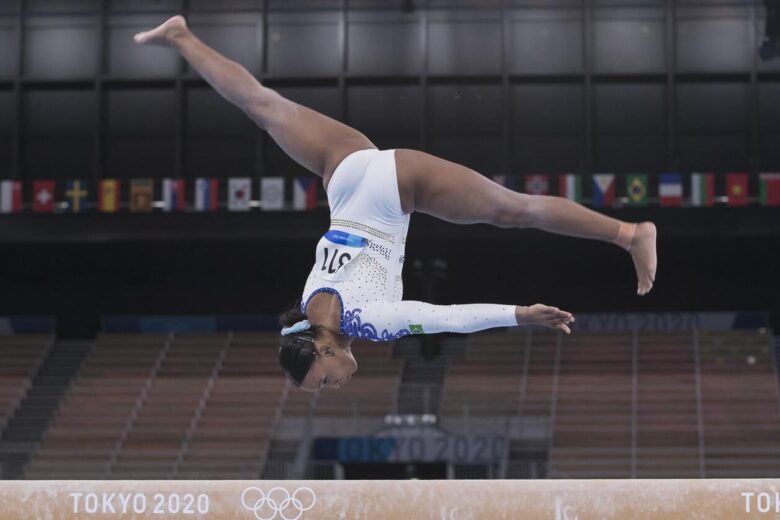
{"left": 281, "top": 319, "right": 311, "bottom": 336}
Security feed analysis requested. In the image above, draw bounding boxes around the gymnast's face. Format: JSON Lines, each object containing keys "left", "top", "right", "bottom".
{"left": 300, "top": 341, "right": 358, "bottom": 392}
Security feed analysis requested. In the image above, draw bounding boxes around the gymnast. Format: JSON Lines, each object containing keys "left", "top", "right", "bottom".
{"left": 134, "top": 16, "right": 657, "bottom": 392}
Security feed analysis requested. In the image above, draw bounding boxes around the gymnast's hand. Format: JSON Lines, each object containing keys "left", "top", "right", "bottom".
{"left": 515, "top": 304, "right": 575, "bottom": 334}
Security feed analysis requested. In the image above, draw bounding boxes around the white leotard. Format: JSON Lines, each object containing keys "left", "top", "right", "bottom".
{"left": 301, "top": 148, "right": 517, "bottom": 341}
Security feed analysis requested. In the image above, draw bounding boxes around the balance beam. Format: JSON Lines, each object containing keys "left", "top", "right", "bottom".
{"left": 0, "top": 479, "right": 778, "bottom": 519}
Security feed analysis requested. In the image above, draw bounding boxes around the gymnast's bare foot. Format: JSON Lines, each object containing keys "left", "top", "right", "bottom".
{"left": 133, "top": 15, "right": 188, "bottom": 46}
{"left": 629, "top": 222, "right": 657, "bottom": 296}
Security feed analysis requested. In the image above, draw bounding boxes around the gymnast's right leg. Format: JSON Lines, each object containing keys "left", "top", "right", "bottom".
{"left": 133, "top": 16, "right": 375, "bottom": 182}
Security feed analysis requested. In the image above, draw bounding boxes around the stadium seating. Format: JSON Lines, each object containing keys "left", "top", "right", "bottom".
{"left": 109, "top": 333, "right": 227, "bottom": 479}
{"left": 440, "top": 330, "right": 529, "bottom": 416}
{"left": 550, "top": 333, "right": 634, "bottom": 478}
{"left": 174, "top": 332, "right": 286, "bottom": 479}
{"left": 0, "top": 335, "right": 52, "bottom": 432}
{"left": 24, "top": 334, "right": 169, "bottom": 479}
{"left": 698, "top": 330, "right": 780, "bottom": 477}
{"left": 636, "top": 332, "right": 700, "bottom": 478}
{"left": 17, "top": 327, "right": 780, "bottom": 480}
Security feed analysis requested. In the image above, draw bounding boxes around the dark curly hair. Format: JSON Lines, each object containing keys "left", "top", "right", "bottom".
{"left": 278, "top": 301, "right": 323, "bottom": 386}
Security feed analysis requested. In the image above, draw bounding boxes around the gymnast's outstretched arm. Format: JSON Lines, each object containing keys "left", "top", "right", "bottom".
{"left": 347, "top": 300, "right": 574, "bottom": 341}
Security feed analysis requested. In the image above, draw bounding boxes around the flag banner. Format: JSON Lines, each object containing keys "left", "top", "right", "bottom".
{"left": 524, "top": 174, "right": 549, "bottom": 195}
{"left": 261, "top": 177, "right": 285, "bottom": 211}
{"left": 130, "top": 179, "right": 154, "bottom": 213}
{"left": 64, "top": 180, "right": 89, "bottom": 213}
{"left": 491, "top": 174, "right": 520, "bottom": 191}
{"left": 726, "top": 172, "right": 749, "bottom": 207}
{"left": 759, "top": 172, "right": 780, "bottom": 206}
{"left": 0, "top": 180, "right": 22, "bottom": 214}
{"left": 592, "top": 174, "right": 615, "bottom": 208}
{"left": 32, "top": 180, "right": 55, "bottom": 213}
{"left": 558, "top": 174, "right": 582, "bottom": 202}
{"left": 690, "top": 173, "right": 714, "bottom": 207}
{"left": 625, "top": 174, "right": 648, "bottom": 206}
{"left": 658, "top": 174, "right": 683, "bottom": 207}
{"left": 293, "top": 177, "right": 318, "bottom": 211}
{"left": 162, "top": 178, "right": 186, "bottom": 212}
{"left": 228, "top": 177, "right": 252, "bottom": 212}
{"left": 195, "top": 178, "right": 219, "bottom": 211}
{"left": 98, "top": 180, "right": 120, "bottom": 213}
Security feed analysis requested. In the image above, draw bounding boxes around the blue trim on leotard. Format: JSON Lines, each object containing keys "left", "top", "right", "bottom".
{"left": 302, "top": 287, "right": 411, "bottom": 342}
{"left": 324, "top": 229, "right": 368, "bottom": 248}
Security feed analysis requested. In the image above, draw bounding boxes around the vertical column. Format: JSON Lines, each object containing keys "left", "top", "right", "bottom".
{"left": 500, "top": 0, "right": 511, "bottom": 175}
{"left": 12, "top": 0, "right": 24, "bottom": 180}
{"left": 420, "top": 0, "right": 429, "bottom": 152}
{"left": 630, "top": 329, "right": 639, "bottom": 478}
{"left": 771, "top": 336, "right": 780, "bottom": 425}
{"left": 582, "top": 0, "right": 593, "bottom": 174}
{"left": 546, "top": 331, "right": 562, "bottom": 477}
{"left": 340, "top": 0, "right": 348, "bottom": 123}
{"left": 692, "top": 328, "right": 706, "bottom": 478}
{"left": 93, "top": 0, "right": 107, "bottom": 187}
{"left": 174, "top": 0, "right": 190, "bottom": 180}
{"left": 257, "top": 0, "right": 269, "bottom": 179}
{"left": 749, "top": 2, "right": 760, "bottom": 175}
{"left": 665, "top": 0, "right": 677, "bottom": 171}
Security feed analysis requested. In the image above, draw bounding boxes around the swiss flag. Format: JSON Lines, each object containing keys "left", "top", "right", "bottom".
{"left": 32, "top": 180, "right": 55, "bottom": 213}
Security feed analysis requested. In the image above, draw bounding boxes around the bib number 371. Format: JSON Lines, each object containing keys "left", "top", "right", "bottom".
{"left": 314, "top": 230, "right": 367, "bottom": 282}
{"left": 321, "top": 247, "right": 352, "bottom": 275}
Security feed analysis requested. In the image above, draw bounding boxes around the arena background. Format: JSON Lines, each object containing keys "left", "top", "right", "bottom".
{"left": 0, "top": 0, "right": 779, "bottom": 484}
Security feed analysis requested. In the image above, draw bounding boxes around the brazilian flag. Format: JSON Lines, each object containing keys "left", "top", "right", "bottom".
{"left": 626, "top": 174, "right": 648, "bottom": 206}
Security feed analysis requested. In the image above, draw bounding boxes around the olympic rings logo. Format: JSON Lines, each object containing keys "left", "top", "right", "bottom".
{"left": 241, "top": 486, "right": 317, "bottom": 520}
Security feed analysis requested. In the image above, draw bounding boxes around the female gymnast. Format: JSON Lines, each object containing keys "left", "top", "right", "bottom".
{"left": 135, "top": 16, "right": 657, "bottom": 392}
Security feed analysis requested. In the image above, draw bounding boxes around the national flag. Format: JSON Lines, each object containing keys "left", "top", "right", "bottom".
{"left": 0, "top": 181, "right": 22, "bottom": 214}
{"left": 32, "top": 180, "right": 55, "bottom": 213}
{"left": 759, "top": 173, "right": 780, "bottom": 206}
{"left": 228, "top": 177, "right": 252, "bottom": 212}
{"left": 558, "top": 174, "right": 582, "bottom": 202}
{"left": 195, "top": 178, "right": 219, "bottom": 212}
{"left": 658, "top": 174, "right": 683, "bottom": 207}
{"left": 524, "top": 174, "right": 549, "bottom": 195}
{"left": 162, "top": 178, "right": 186, "bottom": 212}
{"left": 130, "top": 179, "right": 154, "bottom": 213}
{"left": 491, "top": 174, "right": 519, "bottom": 191}
{"left": 64, "top": 180, "right": 89, "bottom": 213}
{"left": 98, "top": 179, "right": 120, "bottom": 213}
{"left": 293, "top": 177, "right": 318, "bottom": 211}
{"left": 726, "top": 172, "right": 749, "bottom": 207}
{"left": 261, "top": 177, "right": 285, "bottom": 211}
{"left": 591, "top": 174, "right": 615, "bottom": 208}
{"left": 690, "top": 173, "right": 714, "bottom": 207}
{"left": 625, "top": 174, "right": 648, "bottom": 206}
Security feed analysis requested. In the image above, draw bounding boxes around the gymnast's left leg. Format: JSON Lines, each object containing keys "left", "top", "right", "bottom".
{"left": 394, "top": 149, "right": 657, "bottom": 295}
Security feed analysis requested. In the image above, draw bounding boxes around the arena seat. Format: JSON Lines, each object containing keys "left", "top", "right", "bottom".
{"left": 0, "top": 334, "right": 52, "bottom": 432}
{"left": 550, "top": 334, "right": 633, "bottom": 478}
{"left": 175, "top": 332, "right": 286, "bottom": 479}
{"left": 698, "top": 330, "right": 780, "bottom": 477}
{"left": 440, "top": 330, "right": 529, "bottom": 416}
{"left": 24, "top": 334, "right": 169, "bottom": 479}
{"left": 636, "top": 332, "right": 700, "bottom": 478}
{"left": 110, "top": 334, "right": 230, "bottom": 479}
